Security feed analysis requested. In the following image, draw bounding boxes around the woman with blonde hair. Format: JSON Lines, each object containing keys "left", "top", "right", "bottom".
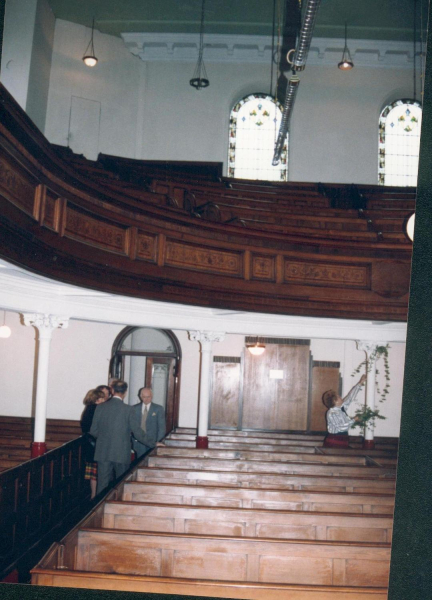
{"left": 80, "top": 388, "right": 107, "bottom": 498}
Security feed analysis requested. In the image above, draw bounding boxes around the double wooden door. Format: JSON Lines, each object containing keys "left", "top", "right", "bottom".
{"left": 210, "top": 343, "right": 341, "bottom": 432}
{"left": 211, "top": 341, "right": 312, "bottom": 432}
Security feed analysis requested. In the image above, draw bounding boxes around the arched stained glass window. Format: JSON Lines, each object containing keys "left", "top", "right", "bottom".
{"left": 228, "top": 93, "right": 287, "bottom": 181}
{"left": 378, "top": 99, "right": 422, "bottom": 187}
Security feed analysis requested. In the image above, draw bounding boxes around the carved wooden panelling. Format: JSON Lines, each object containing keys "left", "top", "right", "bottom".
{"left": 65, "top": 209, "right": 126, "bottom": 254}
{"left": 371, "top": 261, "right": 411, "bottom": 298}
{"left": 284, "top": 259, "right": 368, "bottom": 288}
{"left": 0, "top": 155, "right": 37, "bottom": 216}
{"left": 42, "top": 189, "right": 59, "bottom": 231}
{"left": 251, "top": 255, "right": 276, "bottom": 281}
{"left": 165, "top": 240, "right": 242, "bottom": 276}
{"left": 136, "top": 232, "right": 157, "bottom": 262}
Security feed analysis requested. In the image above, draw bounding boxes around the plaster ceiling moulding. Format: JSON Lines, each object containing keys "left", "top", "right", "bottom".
{"left": 121, "top": 33, "right": 275, "bottom": 64}
{"left": 121, "top": 33, "right": 417, "bottom": 68}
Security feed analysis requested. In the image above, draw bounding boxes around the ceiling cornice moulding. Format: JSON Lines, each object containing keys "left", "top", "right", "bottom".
{"left": 121, "top": 33, "right": 419, "bottom": 69}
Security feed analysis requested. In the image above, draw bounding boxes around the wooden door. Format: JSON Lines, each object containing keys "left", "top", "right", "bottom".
{"left": 209, "top": 357, "right": 242, "bottom": 429}
{"left": 310, "top": 361, "right": 341, "bottom": 431}
{"left": 242, "top": 341, "right": 311, "bottom": 431}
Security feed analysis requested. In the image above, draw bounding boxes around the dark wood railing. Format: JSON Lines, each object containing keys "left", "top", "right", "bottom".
{"left": 0, "top": 436, "right": 89, "bottom": 581}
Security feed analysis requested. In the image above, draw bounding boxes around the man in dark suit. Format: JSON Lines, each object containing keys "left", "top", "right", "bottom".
{"left": 131, "top": 387, "right": 166, "bottom": 459}
{"left": 90, "top": 380, "right": 157, "bottom": 494}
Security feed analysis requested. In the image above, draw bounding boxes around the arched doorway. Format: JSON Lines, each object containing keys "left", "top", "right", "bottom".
{"left": 110, "top": 327, "right": 181, "bottom": 433}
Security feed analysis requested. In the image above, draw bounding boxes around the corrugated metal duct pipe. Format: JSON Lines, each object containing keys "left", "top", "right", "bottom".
{"left": 291, "top": 0, "right": 322, "bottom": 71}
{"left": 272, "top": 76, "right": 300, "bottom": 165}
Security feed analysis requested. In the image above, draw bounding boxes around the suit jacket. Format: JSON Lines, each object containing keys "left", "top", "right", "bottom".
{"left": 131, "top": 401, "right": 166, "bottom": 457}
{"left": 90, "top": 396, "right": 155, "bottom": 465}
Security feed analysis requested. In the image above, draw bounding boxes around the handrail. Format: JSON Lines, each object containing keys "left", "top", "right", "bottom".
{"left": 0, "top": 436, "right": 88, "bottom": 580}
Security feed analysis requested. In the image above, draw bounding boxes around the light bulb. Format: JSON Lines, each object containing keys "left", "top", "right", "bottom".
{"left": 0, "top": 325, "right": 11, "bottom": 338}
{"left": 83, "top": 55, "right": 98, "bottom": 67}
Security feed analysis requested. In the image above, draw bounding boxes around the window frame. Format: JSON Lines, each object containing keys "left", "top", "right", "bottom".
{"left": 228, "top": 93, "right": 288, "bottom": 182}
{"left": 378, "top": 98, "right": 422, "bottom": 187}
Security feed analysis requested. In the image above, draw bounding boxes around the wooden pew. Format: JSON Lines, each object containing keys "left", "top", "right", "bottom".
{"left": 155, "top": 447, "right": 370, "bottom": 465}
{"left": 102, "top": 500, "right": 393, "bottom": 543}
{"left": 167, "top": 433, "right": 323, "bottom": 447}
{"left": 122, "top": 481, "right": 395, "bottom": 514}
{"left": 32, "top": 544, "right": 389, "bottom": 599}
{"left": 136, "top": 467, "right": 396, "bottom": 494}
{"left": 71, "top": 528, "right": 391, "bottom": 588}
{"left": 145, "top": 456, "right": 396, "bottom": 479}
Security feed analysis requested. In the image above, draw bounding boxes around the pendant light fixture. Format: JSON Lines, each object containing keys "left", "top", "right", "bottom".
{"left": 82, "top": 18, "right": 98, "bottom": 67}
{"left": 0, "top": 310, "right": 11, "bottom": 338}
{"left": 190, "top": 0, "right": 209, "bottom": 90}
{"left": 246, "top": 337, "right": 266, "bottom": 356}
{"left": 338, "top": 22, "right": 354, "bottom": 70}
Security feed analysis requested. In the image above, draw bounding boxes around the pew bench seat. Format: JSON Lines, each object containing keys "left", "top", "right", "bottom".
{"left": 135, "top": 467, "right": 396, "bottom": 493}
{"left": 121, "top": 481, "right": 395, "bottom": 514}
{"left": 101, "top": 501, "right": 393, "bottom": 543}
{"left": 72, "top": 529, "right": 391, "bottom": 588}
{"left": 146, "top": 456, "right": 396, "bottom": 479}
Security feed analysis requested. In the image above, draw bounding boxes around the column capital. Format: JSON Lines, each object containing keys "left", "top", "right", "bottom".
{"left": 356, "top": 340, "right": 387, "bottom": 358}
{"left": 23, "top": 313, "right": 69, "bottom": 333}
{"left": 188, "top": 330, "right": 225, "bottom": 344}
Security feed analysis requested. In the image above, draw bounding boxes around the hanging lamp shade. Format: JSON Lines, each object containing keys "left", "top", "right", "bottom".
{"left": 338, "top": 22, "right": 354, "bottom": 70}
{"left": 246, "top": 339, "right": 266, "bottom": 356}
{"left": 83, "top": 18, "right": 98, "bottom": 67}
{"left": 190, "top": 0, "right": 209, "bottom": 89}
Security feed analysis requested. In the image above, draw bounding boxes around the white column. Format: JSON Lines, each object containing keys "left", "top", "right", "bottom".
{"left": 189, "top": 330, "right": 225, "bottom": 447}
{"left": 23, "top": 313, "right": 69, "bottom": 455}
{"left": 356, "top": 341, "right": 386, "bottom": 449}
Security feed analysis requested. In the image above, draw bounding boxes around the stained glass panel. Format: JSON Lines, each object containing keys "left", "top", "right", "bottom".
{"left": 228, "top": 93, "right": 287, "bottom": 181}
{"left": 378, "top": 99, "right": 422, "bottom": 187}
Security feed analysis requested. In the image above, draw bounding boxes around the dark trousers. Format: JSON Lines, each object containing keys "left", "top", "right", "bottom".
{"left": 96, "top": 461, "right": 129, "bottom": 495}
{"left": 324, "top": 432, "right": 349, "bottom": 448}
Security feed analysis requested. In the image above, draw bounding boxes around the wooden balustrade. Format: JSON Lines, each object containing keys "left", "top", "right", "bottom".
{"left": 0, "top": 436, "right": 88, "bottom": 580}
{"left": 0, "top": 83, "right": 413, "bottom": 320}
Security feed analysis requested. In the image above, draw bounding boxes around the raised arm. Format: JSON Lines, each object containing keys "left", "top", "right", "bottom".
{"left": 342, "top": 374, "right": 366, "bottom": 408}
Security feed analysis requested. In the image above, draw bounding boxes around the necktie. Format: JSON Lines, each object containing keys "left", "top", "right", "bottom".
{"left": 141, "top": 405, "right": 148, "bottom": 432}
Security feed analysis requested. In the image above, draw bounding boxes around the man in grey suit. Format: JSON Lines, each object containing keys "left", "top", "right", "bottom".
{"left": 90, "top": 380, "right": 157, "bottom": 494}
{"left": 132, "top": 387, "right": 166, "bottom": 459}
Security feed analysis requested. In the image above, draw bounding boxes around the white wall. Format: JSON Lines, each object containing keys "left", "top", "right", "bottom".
{"left": 45, "top": 20, "right": 144, "bottom": 158}
{"left": 26, "top": 0, "right": 55, "bottom": 132}
{"left": 42, "top": 20, "right": 414, "bottom": 184}
{"left": 1, "top": 0, "right": 38, "bottom": 109}
{"left": 0, "top": 311, "right": 405, "bottom": 437}
{"left": 0, "top": 311, "right": 123, "bottom": 420}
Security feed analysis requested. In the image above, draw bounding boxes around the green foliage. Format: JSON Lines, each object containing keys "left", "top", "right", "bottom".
{"left": 351, "top": 344, "right": 390, "bottom": 404}
{"left": 350, "top": 406, "right": 386, "bottom": 430}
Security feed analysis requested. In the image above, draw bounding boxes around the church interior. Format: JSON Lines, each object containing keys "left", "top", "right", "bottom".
{"left": 0, "top": 1, "right": 430, "bottom": 598}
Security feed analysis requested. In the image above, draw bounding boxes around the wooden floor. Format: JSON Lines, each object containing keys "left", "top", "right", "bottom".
{"left": 31, "top": 428, "right": 398, "bottom": 599}
{"left": 0, "top": 416, "right": 82, "bottom": 472}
